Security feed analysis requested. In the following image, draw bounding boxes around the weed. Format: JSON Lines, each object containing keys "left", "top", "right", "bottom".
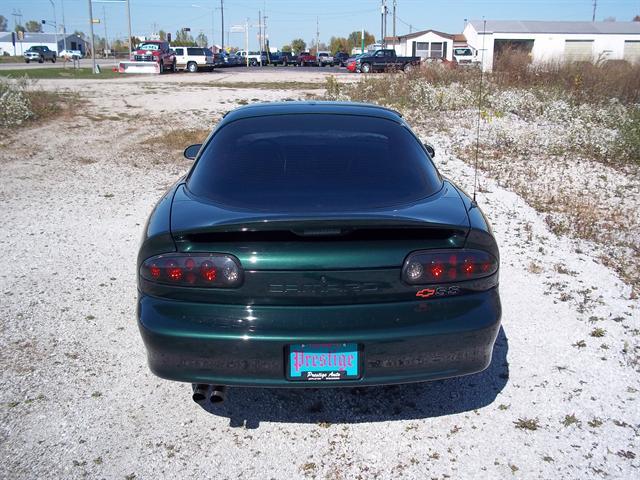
{"left": 514, "top": 418, "right": 540, "bottom": 431}
{"left": 561, "top": 414, "right": 579, "bottom": 427}
{"left": 590, "top": 328, "right": 606, "bottom": 338}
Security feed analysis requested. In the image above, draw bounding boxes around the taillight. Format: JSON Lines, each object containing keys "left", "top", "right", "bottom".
{"left": 140, "top": 254, "right": 243, "bottom": 288}
{"left": 402, "top": 249, "right": 497, "bottom": 284}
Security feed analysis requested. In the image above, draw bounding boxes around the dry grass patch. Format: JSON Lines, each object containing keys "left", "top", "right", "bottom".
{"left": 141, "top": 128, "right": 210, "bottom": 152}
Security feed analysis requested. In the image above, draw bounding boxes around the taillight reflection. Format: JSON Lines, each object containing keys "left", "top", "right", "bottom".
{"left": 402, "top": 249, "right": 497, "bottom": 284}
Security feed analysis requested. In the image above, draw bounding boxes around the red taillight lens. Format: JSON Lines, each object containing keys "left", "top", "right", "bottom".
{"left": 140, "top": 254, "right": 242, "bottom": 288}
{"left": 402, "top": 249, "right": 498, "bottom": 284}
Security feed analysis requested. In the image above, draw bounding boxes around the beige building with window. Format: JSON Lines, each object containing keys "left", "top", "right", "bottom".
{"left": 384, "top": 30, "right": 455, "bottom": 61}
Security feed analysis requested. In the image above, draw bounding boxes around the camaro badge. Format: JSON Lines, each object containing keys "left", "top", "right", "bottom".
{"left": 416, "top": 288, "right": 436, "bottom": 298}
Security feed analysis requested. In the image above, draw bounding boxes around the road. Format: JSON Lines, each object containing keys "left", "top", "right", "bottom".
{"left": 0, "top": 58, "right": 345, "bottom": 74}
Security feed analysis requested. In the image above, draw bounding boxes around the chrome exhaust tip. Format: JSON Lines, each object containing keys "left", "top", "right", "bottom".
{"left": 210, "top": 386, "right": 226, "bottom": 404}
{"left": 192, "top": 384, "right": 209, "bottom": 404}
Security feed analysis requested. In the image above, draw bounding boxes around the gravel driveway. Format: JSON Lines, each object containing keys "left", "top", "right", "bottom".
{"left": 0, "top": 71, "right": 637, "bottom": 479}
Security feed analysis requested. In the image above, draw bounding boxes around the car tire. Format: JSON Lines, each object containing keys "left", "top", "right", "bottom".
{"left": 403, "top": 63, "right": 414, "bottom": 73}
{"left": 25, "top": 59, "right": 30, "bottom": 63}
{"left": 51, "top": 56, "right": 56, "bottom": 63}
{"left": 172, "top": 60, "right": 177, "bottom": 73}
{"left": 159, "top": 60, "right": 164, "bottom": 73}
{"left": 38, "top": 57, "right": 44, "bottom": 63}
{"left": 360, "top": 62, "right": 371, "bottom": 73}
{"left": 187, "top": 62, "right": 198, "bottom": 73}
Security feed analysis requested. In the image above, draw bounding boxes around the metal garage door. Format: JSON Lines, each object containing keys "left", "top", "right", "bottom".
{"left": 564, "top": 40, "right": 593, "bottom": 63}
{"left": 623, "top": 41, "right": 640, "bottom": 64}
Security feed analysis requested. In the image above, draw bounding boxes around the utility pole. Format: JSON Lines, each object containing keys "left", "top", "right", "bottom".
{"left": 87, "top": 0, "right": 96, "bottom": 73}
{"left": 220, "top": 0, "right": 224, "bottom": 51}
{"left": 592, "top": 0, "right": 597, "bottom": 22}
{"left": 61, "top": 0, "right": 67, "bottom": 51}
{"left": 126, "top": 0, "right": 133, "bottom": 58}
{"left": 245, "top": 18, "right": 249, "bottom": 66}
{"left": 316, "top": 16, "right": 319, "bottom": 57}
{"left": 49, "top": 0, "right": 59, "bottom": 54}
{"left": 103, "top": 6, "right": 108, "bottom": 57}
{"left": 392, "top": 0, "right": 396, "bottom": 38}
{"left": 258, "top": 10, "right": 262, "bottom": 52}
{"left": 380, "top": 1, "right": 384, "bottom": 45}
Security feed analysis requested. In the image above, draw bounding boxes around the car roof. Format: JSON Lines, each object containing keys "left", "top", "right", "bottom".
{"left": 222, "top": 101, "right": 403, "bottom": 123}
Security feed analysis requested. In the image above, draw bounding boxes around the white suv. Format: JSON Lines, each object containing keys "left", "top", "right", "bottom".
{"left": 172, "top": 47, "right": 214, "bottom": 72}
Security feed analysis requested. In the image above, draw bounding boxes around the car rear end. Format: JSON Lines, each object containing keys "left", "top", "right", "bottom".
{"left": 137, "top": 103, "right": 501, "bottom": 388}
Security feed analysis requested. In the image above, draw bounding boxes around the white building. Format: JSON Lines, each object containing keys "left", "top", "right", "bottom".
{"left": 463, "top": 20, "right": 640, "bottom": 71}
{"left": 0, "top": 32, "right": 88, "bottom": 56}
{"left": 384, "top": 30, "right": 455, "bottom": 61}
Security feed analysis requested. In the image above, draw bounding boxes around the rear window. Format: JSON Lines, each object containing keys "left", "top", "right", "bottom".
{"left": 187, "top": 114, "right": 441, "bottom": 212}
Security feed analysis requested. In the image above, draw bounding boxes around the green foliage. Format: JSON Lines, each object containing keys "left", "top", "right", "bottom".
{"left": 281, "top": 44, "right": 292, "bottom": 53}
{"left": 158, "top": 30, "right": 166, "bottom": 41}
{"left": 290, "top": 38, "right": 306, "bottom": 54}
{"left": 172, "top": 30, "right": 196, "bottom": 47}
{"left": 329, "top": 36, "right": 349, "bottom": 55}
{"left": 195, "top": 32, "right": 208, "bottom": 48}
{"left": 616, "top": 106, "right": 640, "bottom": 164}
{"left": 25, "top": 20, "right": 42, "bottom": 33}
{"left": 347, "top": 30, "right": 376, "bottom": 51}
{"left": 15, "top": 24, "right": 25, "bottom": 33}
{"left": 0, "top": 15, "right": 8, "bottom": 32}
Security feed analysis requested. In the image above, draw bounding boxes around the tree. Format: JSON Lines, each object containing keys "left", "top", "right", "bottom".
{"left": 73, "top": 30, "right": 86, "bottom": 39}
{"left": 347, "top": 30, "right": 375, "bottom": 52}
{"left": 25, "top": 20, "right": 43, "bottom": 32}
{"left": 158, "top": 29, "right": 166, "bottom": 41}
{"left": 195, "top": 32, "right": 208, "bottom": 47}
{"left": 290, "top": 38, "right": 306, "bottom": 54}
{"left": 0, "top": 15, "right": 8, "bottom": 32}
{"left": 329, "top": 36, "right": 349, "bottom": 55}
{"left": 633, "top": 15, "right": 640, "bottom": 21}
{"left": 603, "top": 16, "right": 616, "bottom": 22}
{"left": 15, "top": 24, "right": 25, "bottom": 33}
{"left": 281, "top": 44, "right": 291, "bottom": 52}
{"left": 172, "top": 29, "right": 196, "bottom": 46}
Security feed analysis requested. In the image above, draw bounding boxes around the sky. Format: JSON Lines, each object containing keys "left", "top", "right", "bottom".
{"left": 2, "top": 0, "right": 639, "bottom": 50}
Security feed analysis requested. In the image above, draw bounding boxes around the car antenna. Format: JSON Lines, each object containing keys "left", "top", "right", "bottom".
{"left": 472, "top": 19, "right": 487, "bottom": 205}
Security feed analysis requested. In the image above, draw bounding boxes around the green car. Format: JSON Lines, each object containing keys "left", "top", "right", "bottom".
{"left": 137, "top": 102, "right": 501, "bottom": 404}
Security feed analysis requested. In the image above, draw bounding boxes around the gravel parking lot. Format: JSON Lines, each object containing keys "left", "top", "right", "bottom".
{"left": 0, "top": 70, "right": 638, "bottom": 479}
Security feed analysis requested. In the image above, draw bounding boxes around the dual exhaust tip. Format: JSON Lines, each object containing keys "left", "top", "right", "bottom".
{"left": 192, "top": 384, "right": 225, "bottom": 404}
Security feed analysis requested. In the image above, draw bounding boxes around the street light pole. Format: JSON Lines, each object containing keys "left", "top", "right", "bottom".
{"left": 61, "top": 0, "right": 67, "bottom": 51}
{"left": 126, "top": 0, "right": 132, "bottom": 57}
{"left": 220, "top": 0, "right": 224, "bottom": 51}
{"left": 88, "top": 0, "right": 96, "bottom": 72}
{"left": 49, "top": 0, "right": 59, "bottom": 53}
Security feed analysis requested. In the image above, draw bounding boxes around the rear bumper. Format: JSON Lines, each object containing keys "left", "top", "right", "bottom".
{"left": 137, "top": 289, "right": 501, "bottom": 387}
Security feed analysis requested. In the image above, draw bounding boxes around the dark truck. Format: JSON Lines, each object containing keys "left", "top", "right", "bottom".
{"left": 356, "top": 49, "right": 420, "bottom": 73}
{"left": 24, "top": 45, "right": 57, "bottom": 63}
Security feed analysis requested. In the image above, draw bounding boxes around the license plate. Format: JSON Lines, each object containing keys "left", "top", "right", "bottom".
{"left": 287, "top": 343, "right": 361, "bottom": 381}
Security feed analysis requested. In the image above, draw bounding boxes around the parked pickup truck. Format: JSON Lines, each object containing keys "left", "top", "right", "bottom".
{"left": 298, "top": 51, "right": 317, "bottom": 67}
{"left": 24, "top": 45, "right": 57, "bottom": 63}
{"left": 278, "top": 52, "right": 298, "bottom": 66}
{"left": 126, "top": 41, "right": 176, "bottom": 73}
{"left": 317, "top": 51, "right": 334, "bottom": 67}
{"left": 236, "top": 50, "right": 266, "bottom": 66}
{"left": 356, "top": 49, "right": 420, "bottom": 73}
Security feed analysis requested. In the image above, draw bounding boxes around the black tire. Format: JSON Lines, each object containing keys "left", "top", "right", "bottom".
{"left": 360, "top": 62, "right": 371, "bottom": 73}
{"left": 38, "top": 57, "right": 44, "bottom": 64}
{"left": 187, "top": 61, "right": 198, "bottom": 73}
{"left": 25, "top": 59, "right": 30, "bottom": 64}
{"left": 159, "top": 60, "right": 164, "bottom": 73}
{"left": 403, "top": 63, "right": 414, "bottom": 73}
{"left": 51, "top": 56, "right": 56, "bottom": 63}
{"left": 172, "top": 60, "right": 177, "bottom": 73}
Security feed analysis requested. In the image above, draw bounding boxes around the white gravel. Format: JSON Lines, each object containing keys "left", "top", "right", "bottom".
{"left": 0, "top": 70, "right": 638, "bottom": 479}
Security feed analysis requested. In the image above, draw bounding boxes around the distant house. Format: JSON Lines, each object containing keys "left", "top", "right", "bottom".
{"left": 0, "top": 32, "right": 89, "bottom": 56}
{"left": 384, "top": 30, "right": 455, "bottom": 61}
{"left": 463, "top": 20, "right": 640, "bottom": 71}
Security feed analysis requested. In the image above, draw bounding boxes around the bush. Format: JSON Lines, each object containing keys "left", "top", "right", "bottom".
{"left": 616, "top": 107, "right": 640, "bottom": 164}
{"left": 0, "top": 77, "right": 33, "bottom": 128}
